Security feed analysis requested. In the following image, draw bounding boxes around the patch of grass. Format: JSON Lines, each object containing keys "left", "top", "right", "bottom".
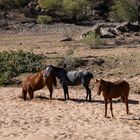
{"left": 0, "top": 50, "right": 46, "bottom": 85}
{"left": 82, "top": 32, "right": 102, "bottom": 49}
{"left": 37, "top": 15, "right": 53, "bottom": 24}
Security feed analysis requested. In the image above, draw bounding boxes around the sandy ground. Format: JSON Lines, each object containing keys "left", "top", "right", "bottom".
{"left": 0, "top": 23, "right": 140, "bottom": 139}
{"left": 0, "top": 87, "right": 140, "bottom": 140}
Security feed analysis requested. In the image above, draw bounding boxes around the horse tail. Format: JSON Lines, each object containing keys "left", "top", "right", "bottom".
{"left": 52, "top": 73, "right": 57, "bottom": 87}
{"left": 88, "top": 72, "right": 93, "bottom": 79}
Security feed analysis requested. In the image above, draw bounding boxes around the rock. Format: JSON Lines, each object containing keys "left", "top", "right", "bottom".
{"left": 134, "top": 32, "right": 140, "bottom": 36}
{"left": 92, "top": 58, "right": 105, "bottom": 66}
{"left": 60, "top": 37, "right": 72, "bottom": 42}
{"left": 100, "top": 28, "right": 116, "bottom": 38}
{"left": 80, "top": 22, "right": 139, "bottom": 39}
{"left": 11, "top": 78, "right": 22, "bottom": 85}
{"left": 81, "top": 23, "right": 121, "bottom": 39}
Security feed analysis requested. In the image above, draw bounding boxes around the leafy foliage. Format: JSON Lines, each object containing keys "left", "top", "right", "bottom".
{"left": 0, "top": 0, "right": 28, "bottom": 8}
{"left": 82, "top": 32, "right": 102, "bottom": 48}
{"left": 0, "top": 50, "right": 46, "bottom": 85}
{"left": 39, "top": 0, "right": 62, "bottom": 15}
{"left": 110, "top": 0, "right": 138, "bottom": 22}
{"left": 37, "top": 15, "right": 52, "bottom": 24}
{"left": 62, "top": 0, "right": 89, "bottom": 20}
{"left": 57, "top": 56, "right": 87, "bottom": 71}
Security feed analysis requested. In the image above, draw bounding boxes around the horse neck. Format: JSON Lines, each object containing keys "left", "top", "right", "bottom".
{"left": 37, "top": 71, "right": 44, "bottom": 81}
{"left": 102, "top": 80, "right": 113, "bottom": 94}
{"left": 52, "top": 66, "right": 67, "bottom": 78}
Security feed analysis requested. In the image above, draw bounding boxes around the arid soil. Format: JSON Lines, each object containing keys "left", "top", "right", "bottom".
{"left": 0, "top": 23, "right": 140, "bottom": 140}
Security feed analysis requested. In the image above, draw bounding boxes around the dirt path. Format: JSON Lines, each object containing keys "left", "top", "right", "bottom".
{"left": 0, "top": 87, "right": 139, "bottom": 140}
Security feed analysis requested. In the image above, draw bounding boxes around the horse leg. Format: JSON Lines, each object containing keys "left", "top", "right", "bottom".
{"left": 83, "top": 84, "right": 91, "bottom": 101}
{"left": 104, "top": 98, "right": 108, "bottom": 117}
{"left": 28, "top": 88, "right": 34, "bottom": 100}
{"left": 29, "top": 91, "right": 34, "bottom": 100}
{"left": 88, "top": 88, "right": 91, "bottom": 101}
{"left": 22, "top": 86, "right": 27, "bottom": 101}
{"left": 121, "top": 96, "right": 125, "bottom": 103}
{"left": 109, "top": 98, "right": 114, "bottom": 118}
{"left": 124, "top": 96, "right": 129, "bottom": 115}
{"left": 47, "top": 83, "right": 53, "bottom": 100}
{"left": 62, "top": 83, "right": 69, "bottom": 100}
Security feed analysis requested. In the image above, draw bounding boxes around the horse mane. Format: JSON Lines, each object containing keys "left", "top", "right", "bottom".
{"left": 50, "top": 65, "right": 67, "bottom": 73}
{"left": 51, "top": 65, "right": 66, "bottom": 70}
{"left": 102, "top": 79, "right": 114, "bottom": 93}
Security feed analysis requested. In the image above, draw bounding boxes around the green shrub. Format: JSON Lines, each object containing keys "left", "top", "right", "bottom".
{"left": 62, "top": 0, "right": 89, "bottom": 20}
{"left": 39, "top": 0, "right": 62, "bottom": 15}
{"left": 0, "top": 50, "right": 46, "bottom": 85}
{"left": 82, "top": 32, "right": 102, "bottom": 49}
{"left": 57, "top": 56, "right": 87, "bottom": 70}
{"left": 110, "top": 0, "right": 138, "bottom": 22}
{"left": 14, "top": 0, "right": 28, "bottom": 7}
{"left": 37, "top": 15, "right": 52, "bottom": 24}
{"left": 0, "top": 0, "right": 28, "bottom": 9}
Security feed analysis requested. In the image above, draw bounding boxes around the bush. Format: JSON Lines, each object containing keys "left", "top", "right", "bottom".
{"left": 14, "top": 0, "right": 28, "bottom": 7}
{"left": 39, "top": 0, "right": 62, "bottom": 15}
{"left": 62, "top": 0, "right": 89, "bottom": 20}
{"left": 37, "top": 15, "right": 52, "bottom": 24}
{"left": 82, "top": 32, "right": 102, "bottom": 49}
{"left": 0, "top": 0, "right": 28, "bottom": 9}
{"left": 0, "top": 50, "right": 46, "bottom": 85}
{"left": 110, "top": 0, "right": 138, "bottom": 22}
{"left": 39, "top": 0, "right": 90, "bottom": 21}
{"left": 57, "top": 56, "right": 87, "bottom": 70}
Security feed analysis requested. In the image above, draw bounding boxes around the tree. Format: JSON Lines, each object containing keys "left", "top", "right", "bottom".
{"left": 0, "top": 0, "right": 27, "bottom": 10}
{"left": 38, "top": 0, "right": 62, "bottom": 16}
{"left": 62, "top": 0, "right": 90, "bottom": 20}
{"left": 110, "top": 0, "right": 138, "bottom": 23}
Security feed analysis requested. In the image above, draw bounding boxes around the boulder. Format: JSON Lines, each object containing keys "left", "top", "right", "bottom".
{"left": 60, "top": 37, "right": 72, "bottom": 42}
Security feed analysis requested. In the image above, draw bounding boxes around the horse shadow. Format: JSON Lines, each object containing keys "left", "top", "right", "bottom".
{"left": 35, "top": 96, "right": 139, "bottom": 105}
{"left": 120, "top": 117, "right": 140, "bottom": 120}
{"left": 93, "top": 98, "right": 139, "bottom": 105}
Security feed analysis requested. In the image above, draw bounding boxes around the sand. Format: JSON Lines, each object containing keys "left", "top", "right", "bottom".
{"left": 0, "top": 86, "right": 139, "bottom": 140}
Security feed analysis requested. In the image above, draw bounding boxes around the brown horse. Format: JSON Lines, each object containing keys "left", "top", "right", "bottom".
{"left": 95, "top": 79, "right": 130, "bottom": 118}
{"left": 22, "top": 69, "right": 57, "bottom": 101}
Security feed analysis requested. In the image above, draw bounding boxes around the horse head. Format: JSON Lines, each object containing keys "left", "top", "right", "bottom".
{"left": 95, "top": 79, "right": 106, "bottom": 95}
{"left": 43, "top": 65, "right": 53, "bottom": 78}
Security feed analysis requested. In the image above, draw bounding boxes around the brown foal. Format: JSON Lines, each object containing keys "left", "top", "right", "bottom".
{"left": 96, "top": 79, "right": 130, "bottom": 118}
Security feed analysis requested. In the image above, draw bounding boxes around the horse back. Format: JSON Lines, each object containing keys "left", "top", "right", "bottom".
{"left": 66, "top": 71, "right": 81, "bottom": 85}
{"left": 25, "top": 71, "right": 45, "bottom": 91}
{"left": 104, "top": 80, "right": 130, "bottom": 98}
{"left": 114, "top": 80, "right": 130, "bottom": 90}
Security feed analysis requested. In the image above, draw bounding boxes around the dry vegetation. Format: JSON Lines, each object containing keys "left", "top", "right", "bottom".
{"left": 0, "top": 24, "right": 140, "bottom": 139}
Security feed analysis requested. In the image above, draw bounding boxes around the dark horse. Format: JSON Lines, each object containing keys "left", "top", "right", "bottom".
{"left": 22, "top": 69, "right": 57, "bottom": 100}
{"left": 95, "top": 79, "right": 130, "bottom": 118}
{"left": 45, "top": 65, "right": 93, "bottom": 101}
